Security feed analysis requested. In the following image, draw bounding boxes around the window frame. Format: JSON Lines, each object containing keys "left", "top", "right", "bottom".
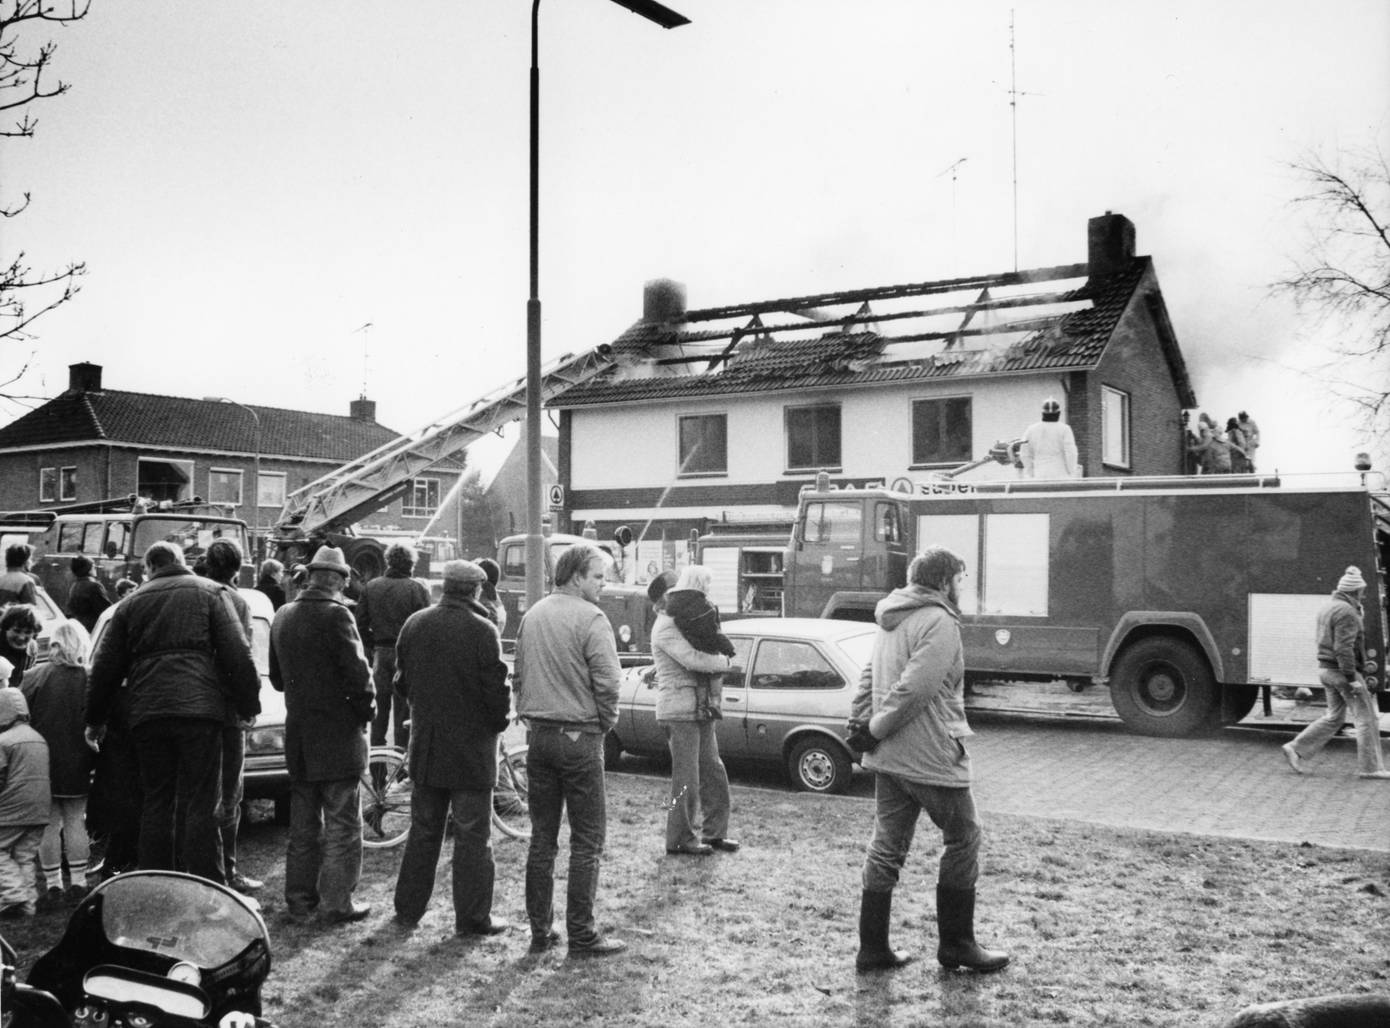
{"left": 137, "top": 456, "right": 195, "bottom": 503}
{"left": 910, "top": 395, "right": 973, "bottom": 467}
{"left": 39, "top": 467, "right": 56, "bottom": 503}
{"left": 1101, "top": 385, "right": 1131, "bottom": 470}
{"left": 403, "top": 476, "right": 441, "bottom": 519}
{"left": 676, "top": 412, "right": 729, "bottom": 477}
{"left": 784, "top": 403, "right": 842, "bottom": 473}
{"left": 256, "top": 471, "right": 287, "bottom": 510}
{"left": 208, "top": 467, "right": 244, "bottom": 507}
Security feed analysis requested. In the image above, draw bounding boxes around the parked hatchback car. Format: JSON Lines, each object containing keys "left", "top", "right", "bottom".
{"left": 604, "top": 617, "right": 876, "bottom": 794}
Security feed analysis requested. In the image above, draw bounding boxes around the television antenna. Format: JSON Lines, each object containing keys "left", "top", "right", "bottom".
{"left": 1007, "top": 10, "right": 1043, "bottom": 271}
{"left": 352, "top": 322, "right": 374, "bottom": 397}
{"left": 935, "top": 157, "right": 969, "bottom": 263}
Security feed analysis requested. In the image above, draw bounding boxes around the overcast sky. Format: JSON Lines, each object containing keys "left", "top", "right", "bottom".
{"left": 5, "top": 0, "right": 1389, "bottom": 475}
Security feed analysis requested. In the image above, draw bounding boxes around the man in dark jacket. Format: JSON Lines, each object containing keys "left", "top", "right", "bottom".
{"left": 391, "top": 560, "right": 511, "bottom": 934}
{"left": 86, "top": 541, "right": 259, "bottom": 884}
{"left": 356, "top": 543, "right": 430, "bottom": 750}
{"left": 270, "top": 545, "right": 375, "bottom": 924}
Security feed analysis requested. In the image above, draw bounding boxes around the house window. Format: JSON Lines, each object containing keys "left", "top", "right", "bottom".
{"left": 138, "top": 457, "right": 194, "bottom": 503}
{"left": 257, "top": 472, "right": 287, "bottom": 509}
{"left": 209, "top": 468, "right": 243, "bottom": 506}
{"left": 1102, "top": 386, "right": 1131, "bottom": 468}
{"left": 786, "top": 404, "right": 841, "bottom": 472}
{"left": 403, "top": 477, "right": 440, "bottom": 518}
{"left": 911, "top": 397, "right": 972, "bottom": 465}
{"left": 677, "top": 413, "right": 728, "bottom": 476}
{"left": 39, "top": 467, "right": 56, "bottom": 503}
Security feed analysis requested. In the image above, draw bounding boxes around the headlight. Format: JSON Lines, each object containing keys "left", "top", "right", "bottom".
{"left": 246, "top": 726, "right": 284, "bottom": 755}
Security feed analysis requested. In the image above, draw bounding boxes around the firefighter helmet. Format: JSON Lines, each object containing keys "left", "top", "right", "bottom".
{"left": 1042, "top": 397, "right": 1061, "bottom": 416}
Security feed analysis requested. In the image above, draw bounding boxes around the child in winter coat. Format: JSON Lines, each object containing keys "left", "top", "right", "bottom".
{"left": 0, "top": 684, "right": 51, "bottom": 918}
{"left": 662, "top": 565, "right": 736, "bottom": 720}
{"left": 21, "top": 619, "right": 94, "bottom": 905}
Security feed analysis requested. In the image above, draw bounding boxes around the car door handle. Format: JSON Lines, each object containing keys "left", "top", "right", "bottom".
{"left": 724, "top": 696, "right": 741, "bottom": 704}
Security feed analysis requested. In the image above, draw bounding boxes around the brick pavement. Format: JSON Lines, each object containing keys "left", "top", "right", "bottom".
{"left": 966, "top": 715, "right": 1390, "bottom": 853}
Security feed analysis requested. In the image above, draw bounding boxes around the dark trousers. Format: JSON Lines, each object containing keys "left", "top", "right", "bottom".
{"left": 89, "top": 721, "right": 141, "bottom": 873}
{"left": 285, "top": 777, "right": 362, "bottom": 915}
{"left": 524, "top": 728, "right": 607, "bottom": 945}
{"left": 215, "top": 725, "right": 246, "bottom": 877}
{"left": 371, "top": 645, "right": 410, "bottom": 749}
{"left": 132, "top": 718, "right": 224, "bottom": 883}
{"left": 394, "top": 784, "right": 495, "bottom": 931}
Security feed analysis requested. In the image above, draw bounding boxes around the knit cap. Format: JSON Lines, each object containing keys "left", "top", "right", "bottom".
{"left": 1337, "top": 566, "right": 1366, "bottom": 592}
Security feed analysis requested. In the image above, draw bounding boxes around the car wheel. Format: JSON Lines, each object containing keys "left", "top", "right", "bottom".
{"left": 787, "top": 736, "right": 852, "bottom": 794}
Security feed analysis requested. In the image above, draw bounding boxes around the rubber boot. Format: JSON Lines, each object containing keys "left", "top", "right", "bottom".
{"left": 935, "top": 885, "right": 1009, "bottom": 973}
{"left": 855, "top": 889, "right": 914, "bottom": 972}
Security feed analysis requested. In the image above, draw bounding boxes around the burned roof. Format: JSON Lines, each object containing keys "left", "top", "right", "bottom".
{"left": 554, "top": 256, "right": 1193, "bottom": 407}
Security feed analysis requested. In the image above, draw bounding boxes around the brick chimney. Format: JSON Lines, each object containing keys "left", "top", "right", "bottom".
{"left": 1087, "top": 212, "right": 1136, "bottom": 277}
{"left": 643, "top": 278, "right": 687, "bottom": 324}
{"left": 349, "top": 396, "right": 376, "bottom": 421}
{"left": 68, "top": 362, "right": 102, "bottom": 393}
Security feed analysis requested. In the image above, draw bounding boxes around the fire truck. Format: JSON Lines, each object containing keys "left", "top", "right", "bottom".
{"left": 0, "top": 496, "right": 252, "bottom": 608}
{"left": 780, "top": 473, "right": 1390, "bottom": 737}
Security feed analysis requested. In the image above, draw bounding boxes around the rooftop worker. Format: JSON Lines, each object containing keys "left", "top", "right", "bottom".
{"left": 1019, "top": 398, "right": 1078, "bottom": 479}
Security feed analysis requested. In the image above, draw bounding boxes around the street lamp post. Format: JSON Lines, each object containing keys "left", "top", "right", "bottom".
{"left": 207, "top": 396, "right": 262, "bottom": 538}
{"left": 524, "top": 0, "right": 690, "bottom": 610}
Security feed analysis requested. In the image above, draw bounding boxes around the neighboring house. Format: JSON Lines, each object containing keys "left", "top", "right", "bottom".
{"left": 0, "top": 363, "right": 465, "bottom": 554}
{"left": 551, "top": 212, "right": 1198, "bottom": 575}
{"left": 481, "top": 433, "right": 559, "bottom": 545}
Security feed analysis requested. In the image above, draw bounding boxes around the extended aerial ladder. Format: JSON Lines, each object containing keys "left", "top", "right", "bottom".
{"left": 271, "top": 345, "right": 619, "bottom": 572}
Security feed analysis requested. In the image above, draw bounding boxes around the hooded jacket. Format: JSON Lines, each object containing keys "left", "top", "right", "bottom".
{"left": 849, "top": 584, "right": 972, "bottom": 787}
{"left": 0, "top": 689, "right": 51, "bottom": 827}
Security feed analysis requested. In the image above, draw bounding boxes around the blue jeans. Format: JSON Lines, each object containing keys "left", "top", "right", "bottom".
{"left": 524, "top": 728, "right": 607, "bottom": 944}
{"left": 285, "top": 777, "right": 363, "bottom": 914}
{"left": 394, "top": 784, "right": 495, "bottom": 930}
{"left": 662, "top": 720, "right": 731, "bottom": 851}
{"left": 862, "top": 772, "right": 981, "bottom": 893}
{"left": 1288, "top": 671, "right": 1386, "bottom": 774}
{"left": 132, "top": 718, "right": 224, "bottom": 883}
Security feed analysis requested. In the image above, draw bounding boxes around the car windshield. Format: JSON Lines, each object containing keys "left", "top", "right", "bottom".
{"left": 836, "top": 630, "right": 876, "bottom": 670}
{"left": 132, "top": 518, "right": 248, "bottom": 563}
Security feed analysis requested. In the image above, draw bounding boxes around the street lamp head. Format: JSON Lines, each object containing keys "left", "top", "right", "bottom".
{"left": 608, "top": 0, "right": 690, "bottom": 29}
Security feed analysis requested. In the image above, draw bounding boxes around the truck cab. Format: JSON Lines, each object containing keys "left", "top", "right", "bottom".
{"left": 495, "top": 531, "right": 655, "bottom": 663}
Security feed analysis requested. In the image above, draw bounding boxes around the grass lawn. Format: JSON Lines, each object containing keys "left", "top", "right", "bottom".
{"left": 6, "top": 770, "right": 1387, "bottom": 1026}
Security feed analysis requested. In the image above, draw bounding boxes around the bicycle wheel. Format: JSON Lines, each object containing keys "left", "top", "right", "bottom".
{"left": 492, "top": 744, "right": 530, "bottom": 840}
{"left": 361, "top": 747, "right": 411, "bottom": 849}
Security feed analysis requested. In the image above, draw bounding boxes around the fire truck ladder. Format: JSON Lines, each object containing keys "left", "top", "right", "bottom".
{"left": 274, "top": 345, "right": 617, "bottom": 540}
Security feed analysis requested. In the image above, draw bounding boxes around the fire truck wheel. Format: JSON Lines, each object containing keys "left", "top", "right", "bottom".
{"left": 343, "top": 539, "right": 386, "bottom": 583}
{"left": 1109, "top": 636, "right": 1219, "bottom": 738}
{"left": 787, "top": 736, "right": 852, "bottom": 794}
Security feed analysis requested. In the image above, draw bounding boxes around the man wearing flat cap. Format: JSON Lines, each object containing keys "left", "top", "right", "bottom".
{"left": 391, "top": 559, "right": 512, "bottom": 934}
{"left": 270, "top": 545, "right": 376, "bottom": 923}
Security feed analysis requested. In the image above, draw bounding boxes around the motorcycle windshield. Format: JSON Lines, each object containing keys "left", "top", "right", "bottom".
{"left": 99, "top": 875, "right": 262, "bottom": 968}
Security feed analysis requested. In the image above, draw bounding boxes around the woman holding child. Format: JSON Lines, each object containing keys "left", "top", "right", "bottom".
{"left": 649, "top": 566, "right": 739, "bottom": 857}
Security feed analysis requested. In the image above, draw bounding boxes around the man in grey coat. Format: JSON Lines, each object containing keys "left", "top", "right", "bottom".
{"left": 270, "top": 545, "right": 374, "bottom": 924}
{"left": 847, "top": 546, "right": 1009, "bottom": 974}
{"left": 392, "top": 559, "right": 512, "bottom": 934}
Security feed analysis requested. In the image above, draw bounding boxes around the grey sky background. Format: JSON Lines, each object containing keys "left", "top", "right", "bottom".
{"left": 6, "top": 0, "right": 1389, "bottom": 474}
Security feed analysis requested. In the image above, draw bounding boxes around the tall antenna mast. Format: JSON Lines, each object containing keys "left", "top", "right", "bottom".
{"left": 353, "top": 322, "right": 373, "bottom": 396}
{"left": 1009, "top": 9, "right": 1019, "bottom": 271}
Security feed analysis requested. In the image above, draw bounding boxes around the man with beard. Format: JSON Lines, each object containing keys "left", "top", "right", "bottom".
{"left": 846, "top": 546, "right": 1009, "bottom": 974}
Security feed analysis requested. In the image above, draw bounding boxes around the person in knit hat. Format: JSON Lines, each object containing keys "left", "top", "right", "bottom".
{"left": 1282, "top": 566, "right": 1389, "bottom": 779}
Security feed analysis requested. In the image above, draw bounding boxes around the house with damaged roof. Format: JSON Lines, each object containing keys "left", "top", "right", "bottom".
{"left": 549, "top": 212, "right": 1197, "bottom": 571}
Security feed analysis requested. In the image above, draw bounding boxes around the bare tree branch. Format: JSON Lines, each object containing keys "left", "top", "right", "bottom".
{"left": 1274, "top": 143, "right": 1390, "bottom": 450}
{"left": 0, "top": 0, "right": 89, "bottom": 384}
